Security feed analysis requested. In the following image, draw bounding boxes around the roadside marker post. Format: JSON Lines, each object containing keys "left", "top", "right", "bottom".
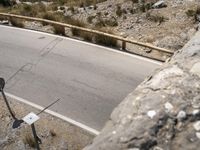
{"left": 23, "top": 112, "right": 41, "bottom": 150}
{"left": 0, "top": 77, "right": 61, "bottom": 149}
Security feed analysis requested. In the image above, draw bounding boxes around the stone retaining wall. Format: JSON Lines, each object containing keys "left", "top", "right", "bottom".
{"left": 84, "top": 30, "right": 200, "bottom": 150}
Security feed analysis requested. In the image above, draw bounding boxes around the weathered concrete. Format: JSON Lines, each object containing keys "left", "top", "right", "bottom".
{"left": 84, "top": 31, "right": 200, "bottom": 150}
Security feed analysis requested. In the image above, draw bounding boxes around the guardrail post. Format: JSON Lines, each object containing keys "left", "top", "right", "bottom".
{"left": 122, "top": 41, "right": 126, "bottom": 51}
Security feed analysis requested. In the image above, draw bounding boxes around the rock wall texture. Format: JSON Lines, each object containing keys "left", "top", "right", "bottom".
{"left": 84, "top": 31, "right": 200, "bottom": 150}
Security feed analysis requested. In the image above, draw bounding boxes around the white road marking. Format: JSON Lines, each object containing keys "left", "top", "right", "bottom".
{"left": 5, "top": 92, "right": 100, "bottom": 135}
{"left": 0, "top": 25, "right": 162, "bottom": 65}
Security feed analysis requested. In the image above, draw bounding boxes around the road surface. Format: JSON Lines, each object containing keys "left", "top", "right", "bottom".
{"left": 0, "top": 25, "right": 160, "bottom": 132}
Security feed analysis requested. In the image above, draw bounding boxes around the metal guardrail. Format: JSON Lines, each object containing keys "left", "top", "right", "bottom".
{"left": 0, "top": 12, "right": 174, "bottom": 55}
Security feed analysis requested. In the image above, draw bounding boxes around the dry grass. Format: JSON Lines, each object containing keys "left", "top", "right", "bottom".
{"left": 80, "top": 31, "right": 93, "bottom": 42}
{"left": 95, "top": 17, "right": 118, "bottom": 27}
{"left": 10, "top": 3, "right": 46, "bottom": 17}
{"left": 23, "top": 133, "right": 36, "bottom": 148}
{"left": 146, "top": 12, "right": 166, "bottom": 24}
{"left": 0, "top": 0, "right": 118, "bottom": 48}
{"left": 49, "top": 129, "right": 57, "bottom": 137}
{"left": 186, "top": 5, "right": 200, "bottom": 22}
{"left": 10, "top": 18, "right": 24, "bottom": 28}
{"left": 94, "top": 28, "right": 118, "bottom": 47}
{"left": 116, "top": 5, "right": 122, "bottom": 17}
{"left": 20, "top": 0, "right": 106, "bottom": 7}
{"left": 69, "top": 19, "right": 86, "bottom": 36}
{"left": 53, "top": 24, "right": 66, "bottom": 36}
{"left": 0, "top": 15, "right": 7, "bottom": 21}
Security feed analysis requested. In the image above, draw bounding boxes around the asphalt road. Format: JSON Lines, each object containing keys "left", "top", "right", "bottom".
{"left": 0, "top": 25, "right": 160, "bottom": 131}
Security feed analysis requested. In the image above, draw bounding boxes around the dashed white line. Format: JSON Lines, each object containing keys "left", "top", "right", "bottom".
{"left": 5, "top": 92, "right": 100, "bottom": 135}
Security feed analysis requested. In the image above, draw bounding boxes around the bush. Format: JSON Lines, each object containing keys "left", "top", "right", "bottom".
{"left": 87, "top": 15, "right": 95, "bottom": 23}
{"left": 71, "top": 27, "right": 81, "bottom": 36}
{"left": 146, "top": 12, "right": 166, "bottom": 24}
{"left": 53, "top": 25, "right": 65, "bottom": 36}
{"left": 95, "top": 18, "right": 105, "bottom": 27}
{"left": 116, "top": 5, "right": 122, "bottom": 17}
{"left": 68, "top": 6, "right": 75, "bottom": 14}
{"left": 131, "top": 0, "right": 139, "bottom": 3}
{"left": 42, "top": 12, "right": 57, "bottom": 21}
{"left": 80, "top": 31, "right": 93, "bottom": 42}
{"left": 104, "top": 18, "right": 118, "bottom": 27}
{"left": 0, "top": 15, "right": 7, "bottom": 21}
{"left": 67, "top": 19, "right": 86, "bottom": 36}
{"left": 95, "top": 17, "right": 118, "bottom": 27}
{"left": 9, "top": 3, "right": 47, "bottom": 17}
{"left": 47, "top": 3, "right": 58, "bottom": 11}
{"left": 186, "top": 6, "right": 200, "bottom": 22}
{"left": 186, "top": 9, "right": 196, "bottom": 17}
{"left": 0, "top": 0, "right": 14, "bottom": 6}
{"left": 94, "top": 29, "right": 117, "bottom": 47}
{"left": 10, "top": 18, "right": 24, "bottom": 28}
{"left": 50, "top": 129, "right": 57, "bottom": 137}
{"left": 42, "top": 12, "right": 59, "bottom": 25}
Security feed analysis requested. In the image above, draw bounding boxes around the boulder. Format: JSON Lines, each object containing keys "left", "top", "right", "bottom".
{"left": 152, "top": 0, "right": 167, "bottom": 9}
{"left": 84, "top": 29, "right": 200, "bottom": 150}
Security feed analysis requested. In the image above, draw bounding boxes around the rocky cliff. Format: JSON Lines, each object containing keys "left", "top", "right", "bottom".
{"left": 84, "top": 30, "right": 200, "bottom": 150}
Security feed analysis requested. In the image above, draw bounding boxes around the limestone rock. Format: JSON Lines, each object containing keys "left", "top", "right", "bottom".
{"left": 84, "top": 29, "right": 200, "bottom": 150}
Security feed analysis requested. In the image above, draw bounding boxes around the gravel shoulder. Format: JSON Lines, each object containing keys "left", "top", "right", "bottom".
{"left": 0, "top": 96, "right": 94, "bottom": 150}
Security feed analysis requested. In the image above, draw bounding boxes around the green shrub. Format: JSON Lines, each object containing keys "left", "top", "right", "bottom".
{"left": 139, "top": 4, "right": 146, "bottom": 12}
{"left": 50, "top": 129, "right": 57, "bottom": 137}
{"left": 87, "top": 15, "right": 95, "bottom": 23}
{"left": 22, "top": 4, "right": 37, "bottom": 16}
{"left": 68, "top": 6, "right": 75, "bottom": 14}
{"left": 42, "top": 12, "right": 59, "bottom": 25}
{"left": 42, "top": 12, "right": 57, "bottom": 21}
{"left": 116, "top": 5, "right": 122, "bottom": 17}
{"left": 186, "top": 9, "right": 196, "bottom": 17}
{"left": 131, "top": 0, "right": 138, "bottom": 3}
{"left": 186, "top": 6, "right": 200, "bottom": 22}
{"left": 104, "top": 18, "right": 118, "bottom": 27}
{"left": 0, "top": 15, "right": 7, "bottom": 21}
{"left": 10, "top": 18, "right": 24, "bottom": 28}
{"left": 95, "top": 17, "right": 118, "bottom": 27}
{"left": 130, "top": 8, "right": 136, "bottom": 14}
{"left": 95, "top": 18, "right": 105, "bottom": 27}
{"left": 67, "top": 18, "right": 86, "bottom": 36}
{"left": 146, "top": 13, "right": 166, "bottom": 24}
{"left": 9, "top": 3, "right": 47, "bottom": 17}
{"left": 60, "top": 6, "right": 65, "bottom": 10}
{"left": 47, "top": 3, "right": 58, "bottom": 11}
{"left": 71, "top": 27, "right": 81, "bottom": 36}
{"left": 80, "top": 31, "right": 93, "bottom": 42}
{"left": 94, "top": 29, "right": 117, "bottom": 47}
{"left": 53, "top": 25, "right": 65, "bottom": 36}
{"left": 0, "top": 0, "right": 14, "bottom": 6}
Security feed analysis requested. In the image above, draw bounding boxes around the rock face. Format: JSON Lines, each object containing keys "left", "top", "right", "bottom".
{"left": 152, "top": 0, "right": 167, "bottom": 9}
{"left": 84, "top": 30, "right": 200, "bottom": 150}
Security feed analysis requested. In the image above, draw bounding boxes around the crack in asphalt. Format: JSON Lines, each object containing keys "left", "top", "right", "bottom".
{"left": 5, "top": 63, "right": 33, "bottom": 84}
{"left": 39, "top": 37, "right": 63, "bottom": 57}
{"left": 5, "top": 37, "right": 63, "bottom": 89}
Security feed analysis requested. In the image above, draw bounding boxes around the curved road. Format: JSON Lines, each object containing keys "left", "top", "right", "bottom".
{"left": 0, "top": 25, "right": 160, "bottom": 132}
